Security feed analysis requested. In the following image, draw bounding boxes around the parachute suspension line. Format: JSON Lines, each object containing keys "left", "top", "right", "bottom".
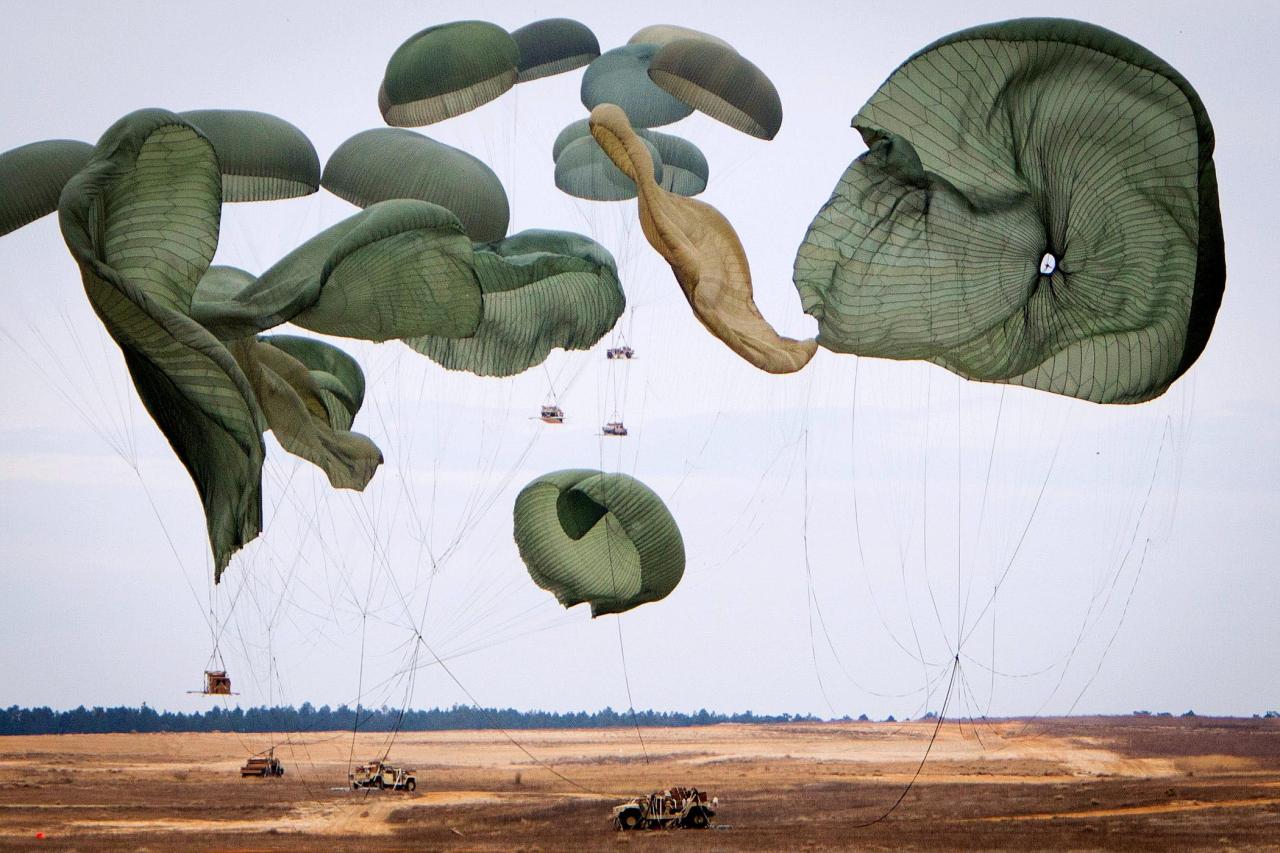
{"left": 959, "top": 386, "right": 1006, "bottom": 647}
{"left": 919, "top": 371, "right": 954, "bottom": 659}
{"left": 801, "top": 427, "right": 836, "bottom": 716}
{"left": 851, "top": 659, "right": 958, "bottom": 829}
{"left": 410, "top": 633, "right": 600, "bottom": 794}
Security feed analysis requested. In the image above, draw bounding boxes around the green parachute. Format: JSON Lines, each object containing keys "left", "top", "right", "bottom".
{"left": 58, "top": 110, "right": 383, "bottom": 579}
{"left": 179, "top": 109, "right": 321, "bottom": 202}
{"left": 406, "top": 229, "right": 625, "bottom": 377}
{"left": 793, "top": 18, "right": 1225, "bottom": 403}
{"left": 512, "top": 18, "right": 600, "bottom": 82}
{"left": 513, "top": 470, "right": 685, "bottom": 617}
{"left": 321, "top": 128, "right": 509, "bottom": 243}
{"left": 553, "top": 119, "right": 707, "bottom": 197}
{"left": 580, "top": 44, "right": 693, "bottom": 128}
{"left": 648, "top": 38, "right": 783, "bottom": 140}
{"left": 0, "top": 139, "right": 94, "bottom": 236}
{"left": 379, "top": 20, "right": 520, "bottom": 126}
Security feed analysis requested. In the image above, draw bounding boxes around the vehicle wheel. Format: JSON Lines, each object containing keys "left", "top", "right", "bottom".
{"left": 405, "top": 779, "right": 416, "bottom": 792}
{"left": 352, "top": 782, "right": 360, "bottom": 790}
{"left": 376, "top": 778, "right": 385, "bottom": 790}
{"left": 620, "top": 811, "right": 641, "bottom": 830}
{"left": 686, "top": 810, "right": 709, "bottom": 829}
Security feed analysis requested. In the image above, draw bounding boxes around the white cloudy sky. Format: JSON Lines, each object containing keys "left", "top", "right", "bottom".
{"left": 0, "top": 0, "right": 1276, "bottom": 723}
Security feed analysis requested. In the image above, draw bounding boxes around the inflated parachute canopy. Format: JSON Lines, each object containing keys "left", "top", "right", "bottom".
{"left": 512, "top": 18, "right": 600, "bottom": 82}
{"left": 553, "top": 119, "right": 707, "bottom": 196}
{"left": 555, "top": 133, "right": 664, "bottom": 201}
{"left": 0, "top": 139, "right": 93, "bottom": 236}
{"left": 627, "top": 24, "right": 733, "bottom": 50}
{"left": 513, "top": 469, "right": 685, "bottom": 617}
{"left": 590, "top": 104, "right": 817, "bottom": 374}
{"left": 649, "top": 39, "right": 783, "bottom": 140}
{"left": 180, "top": 110, "right": 320, "bottom": 201}
{"left": 581, "top": 44, "right": 693, "bottom": 128}
{"left": 321, "top": 128, "right": 509, "bottom": 243}
{"left": 195, "top": 199, "right": 483, "bottom": 342}
{"left": 379, "top": 20, "right": 519, "bottom": 126}
{"left": 58, "top": 109, "right": 265, "bottom": 578}
{"left": 406, "top": 229, "right": 625, "bottom": 377}
{"left": 793, "top": 18, "right": 1225, "bottom": 404}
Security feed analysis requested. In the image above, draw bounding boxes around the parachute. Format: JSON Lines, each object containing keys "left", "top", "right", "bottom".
{"left": 793, "top": 18, "right": 1225, "bottom": 404}
{"left": 513, "top": 469, "right": 685, "bottom": 617}
{"left": 553, "top": 119, "right": 706, "bottom": 197}
{"left": 321, "top": 128, "right": 509, "bottom": 243}
{"left": 512, "top": 18, "right": 600, "bottom": 82}
{"left": 0, "top": 139, "right": 93, "bottom": 236}
{"left": 405, "top": 229, "right": 625, "bottom": 377}
{"left": 590, "top": 104, "right": 816, "bottom": 374}
{"left": 554, "top": 133, "right": 664, "bottom": 201}
{"left": 58, "top": 109, "right": 265, "bottom": 578}
{"left": 179, "top": 110, "right": 321, "bottom": 202}
{"left": 648, "top": 39, "right": 784, "bottom": 140}
{"left": 580, "top": 44, "right": 693, "bottom": 128}
{"left": 379, "top": 21, "right": 520, "bottom": 126}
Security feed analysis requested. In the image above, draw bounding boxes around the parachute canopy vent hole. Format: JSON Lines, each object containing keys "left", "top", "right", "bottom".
{"left": 557, "top": 488, "right": 608, "bottom": 540}
{"left": 1039, "top": 252, "right": 1057, "bottom": 275}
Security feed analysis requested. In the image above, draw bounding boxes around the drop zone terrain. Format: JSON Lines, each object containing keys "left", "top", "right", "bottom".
{"left": 1, "top": 717, "right": 1277, "bottom": 850}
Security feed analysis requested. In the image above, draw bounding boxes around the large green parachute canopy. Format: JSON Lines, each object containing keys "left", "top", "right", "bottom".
{"left": 580, "top": 44, "right": 694, "bottom": 128}
{"left": 379, "top": 20, "right": 520, "bottom": 126}
{"left": 179, "top": 110, "right": 321, "bottom": 202}
{"left": 513, "top": 469, "right": 685, "bottom": 617}
{"left": 0, "top": 139, "right": 93, "bottom": 236}
{"left": 553, "top": 120, "right": 706, "bottom": 197}
{"left": 649, "top": 39, "right": 783, "bottom": 140}
{"left": 58, "top": 109, "right": 264, "bottom": 578}
{"left": 794, "top": 18, "right": 1225, "bottom": 404}
{"left": 512, "top": 18, "right": 600, "bottom": 82}
{"left": 196, "top": 199, "right": 483, "bottom": 342}
{"left": 554, "top": 134, "right": 664, "bottom": 201}
{"left": 321, "top": 128, "right": 509, "bottom": 242}
{"left": 406, "top": 229, "right": 625, "bottom": 377}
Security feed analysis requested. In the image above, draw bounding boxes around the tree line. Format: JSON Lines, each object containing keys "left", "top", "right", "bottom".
{"left": 0, "top": 703, "right": 822, "bottom": 736}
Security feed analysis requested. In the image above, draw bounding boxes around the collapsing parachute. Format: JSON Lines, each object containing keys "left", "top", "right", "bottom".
{"left": 406, "top": 230, "right": 625, "bottom": 377}
{"left": 58, "top": 110, "right": 384, "bottom": 579}
{"left": 513, "top": 470, "right": 684, "bottom": 617}
{"left": 590, "top": 104, "right": 816, "bottom": 374}
{"left": 793, "top": 18, "right": 1225, "bottom": 404}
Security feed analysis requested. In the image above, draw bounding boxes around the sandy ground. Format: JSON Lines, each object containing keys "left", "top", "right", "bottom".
{"left": 1, "top": 716, "right": 1277, "bottom": 850}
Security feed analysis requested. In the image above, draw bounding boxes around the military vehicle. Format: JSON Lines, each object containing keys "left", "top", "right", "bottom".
{"left": 612, "top": 787, "right": 715, "bottom": 830}
{"left": 349, "top": 760, "right": 417, "bottom": 791}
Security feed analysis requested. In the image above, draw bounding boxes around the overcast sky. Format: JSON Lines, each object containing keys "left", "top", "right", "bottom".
{"left": 0, "top": 0, "right": 1276, "bottom": 724}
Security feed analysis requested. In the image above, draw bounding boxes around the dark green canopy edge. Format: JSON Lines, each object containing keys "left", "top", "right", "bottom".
{"left": 0, "top": 139, "right": 94, "bottom": 236}
{"left": 512, "top": 18, "right": 600, "bottom": 82}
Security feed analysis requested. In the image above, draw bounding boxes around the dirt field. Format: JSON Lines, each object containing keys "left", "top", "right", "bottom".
{"left": 1, "top": 716, "right": 1277, "bottom": 850}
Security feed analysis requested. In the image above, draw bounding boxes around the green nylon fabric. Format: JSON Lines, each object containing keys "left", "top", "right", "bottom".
{"left": 0, "top": 139, "right": 93, "bottom": 236}
{"left": 229, "top": 336, "right": 382, "bottom": 491}
{"left": 321, "top": 128, "right": 509, "bottom": 243}
{"left": 555, "top": 134, "right": 664, "bottom": 201}
{"left": 180, "top": 110, "right": 320, "bottom": 202}
{"left": 58, "top": 109, "right": 264, "bottom": 579}
{"left": 195, "top": 200, "right": 483, "bottom": 343}
{"left": 580, "top": 44, "right": 693, "bottom": 128}
{"left": 513, "top": 469, "right": 685, "bottom": 617}
{"left": 379, "top": 20, "right": 519, "bottom": 126}
{"left": 793, "top": 18, "right": 1225, "bottom": 404}
{"left": 649, "top": 39, "right": 783, "bottom": 140}
{"left": 260, "top": 333, "right": 367, "bottom": 431}
{"left": 405, "top": 229, "right": 624, "bottom": 377}
{"left": 553, "top": 120, "right": 706, "bottom": 196}
{"left": 512, "top": 18, "right": 600, "bottom": 82}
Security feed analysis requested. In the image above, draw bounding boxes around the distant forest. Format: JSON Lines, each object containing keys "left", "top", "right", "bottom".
{"left": 0, "top": 704, "right": 824, "bottom": 736}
